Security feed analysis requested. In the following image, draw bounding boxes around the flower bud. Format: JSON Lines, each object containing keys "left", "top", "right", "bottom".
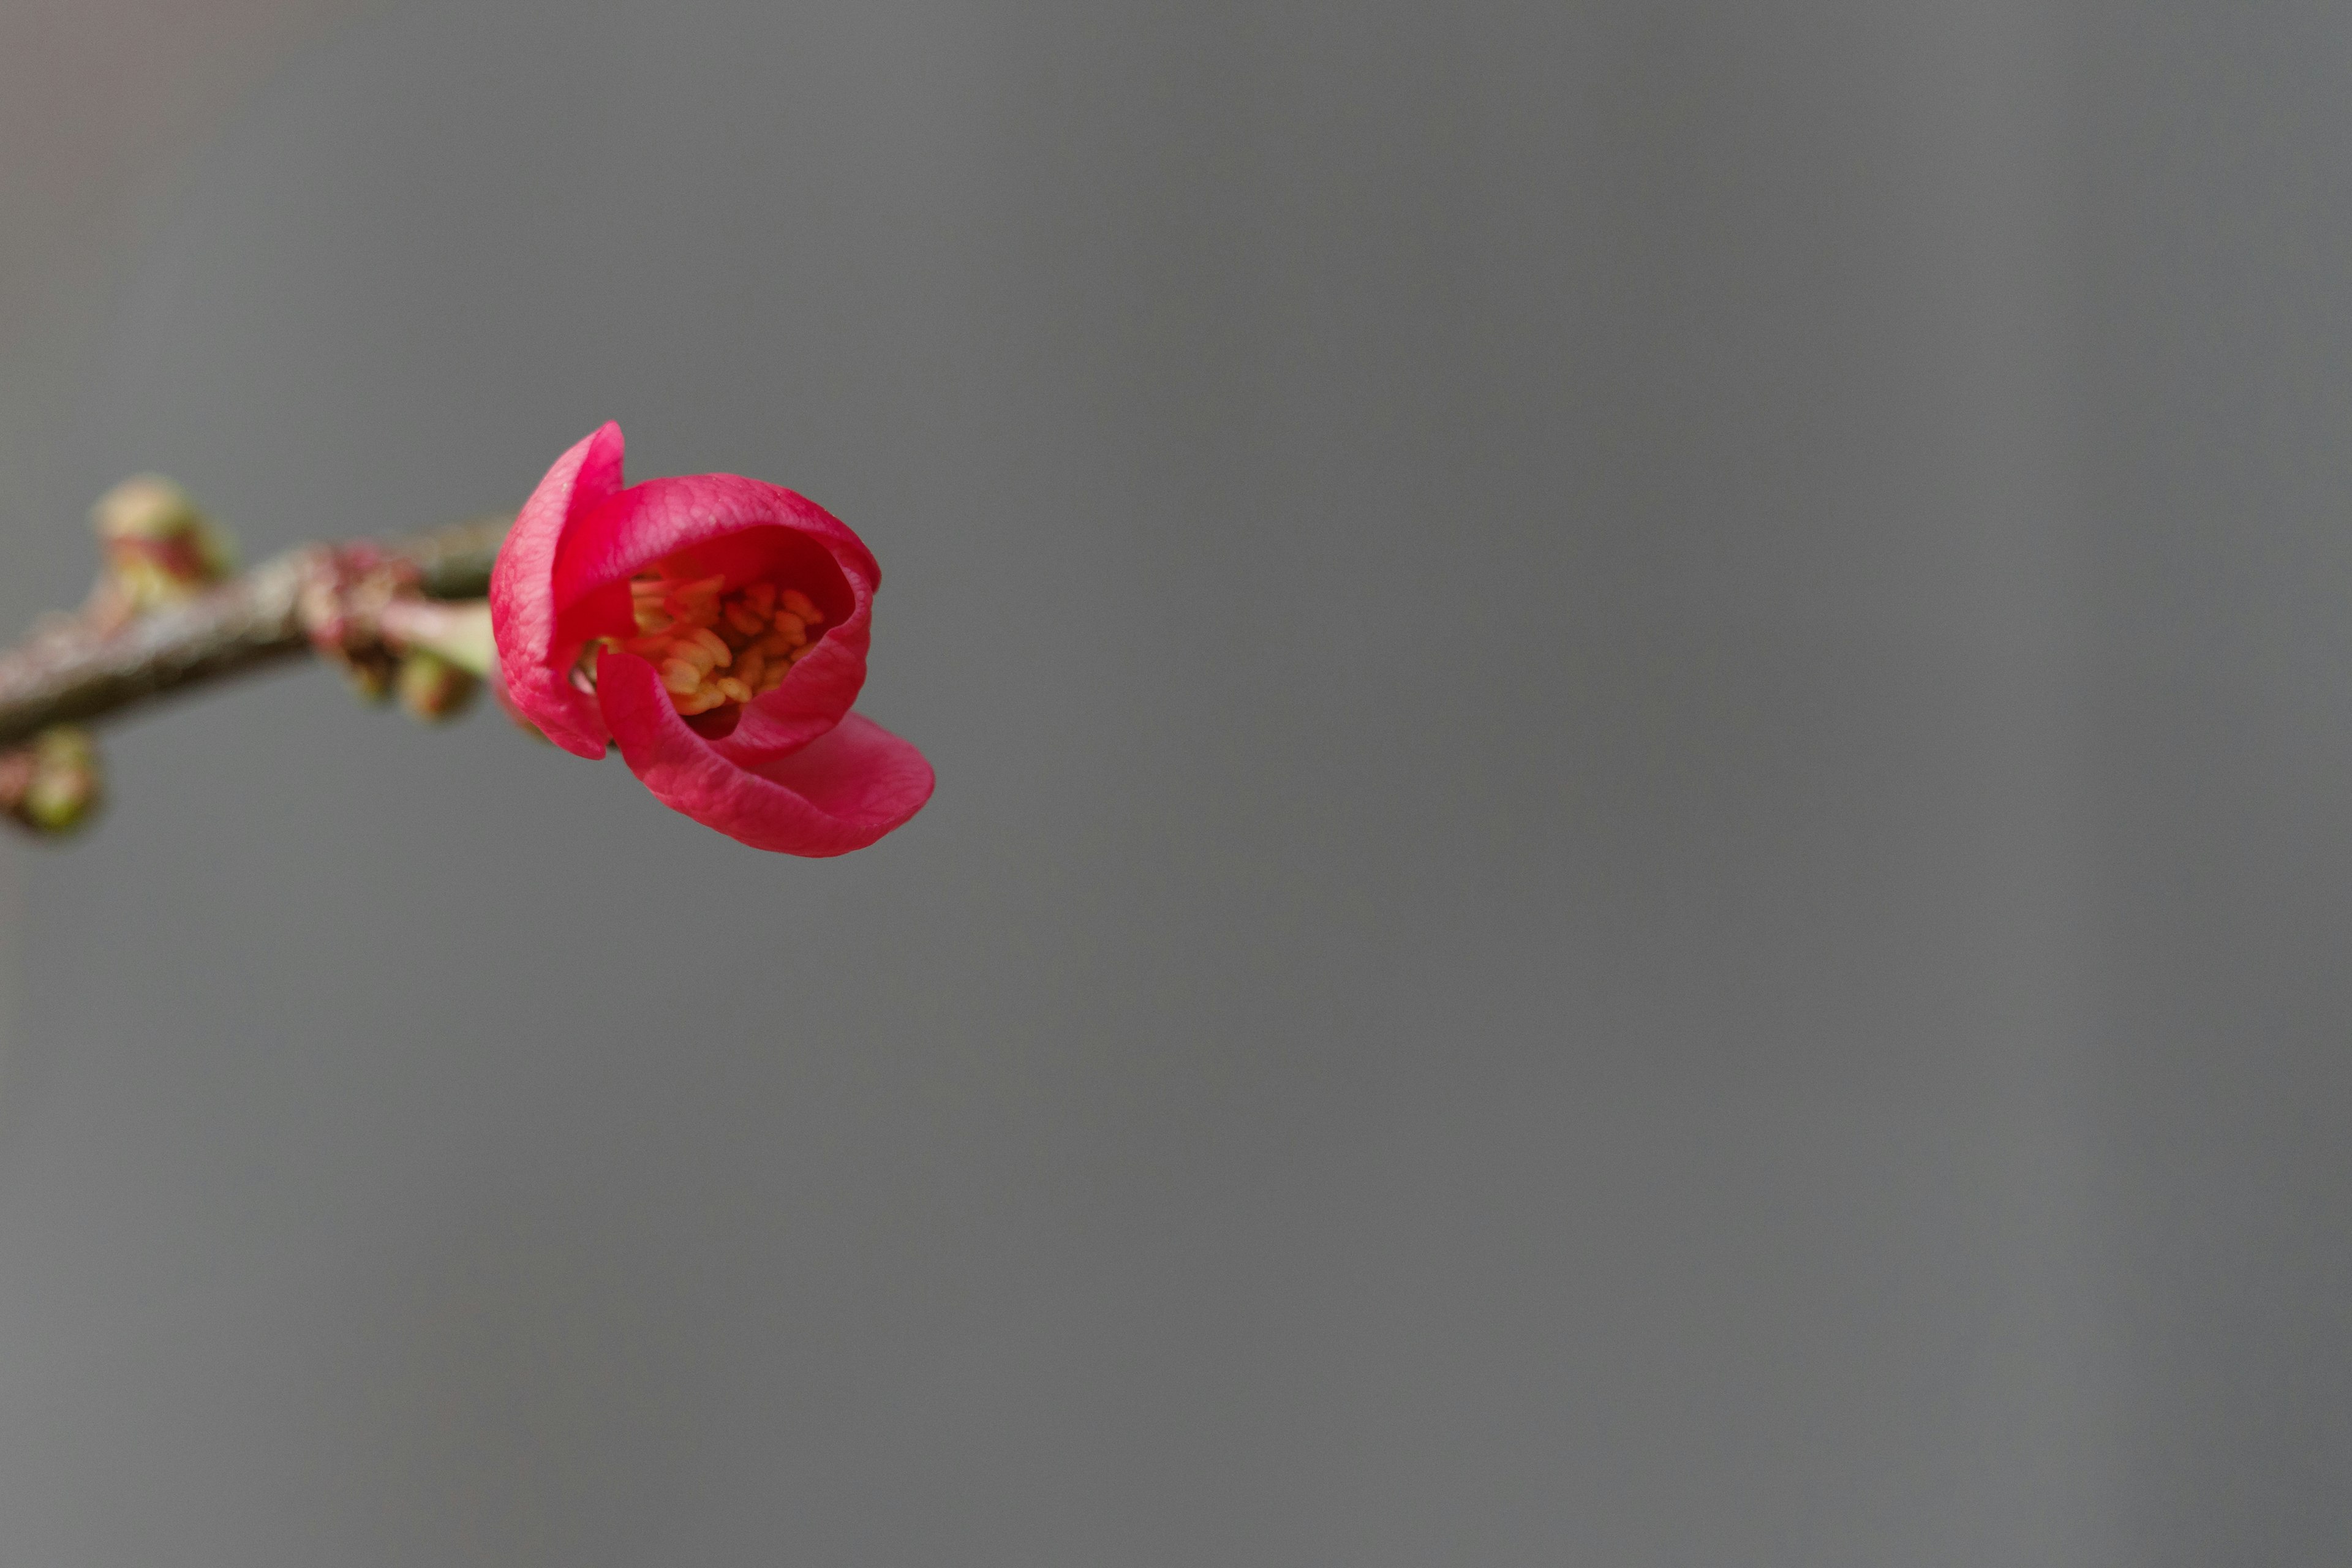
{"left": 395, "top": 650, "right": 480, "bottom": 723}
{"left": 89, "top": 475, "right": 236, "bottom": 611}
{"left": 0, "top": 728, "right": 105, "bottom": 837}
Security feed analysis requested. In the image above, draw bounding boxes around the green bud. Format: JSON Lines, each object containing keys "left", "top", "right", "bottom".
{"left": 396, "top": 650, "right": 480, "bottom": 723}
{"left": 0, "top": 728, "right": 104, "bottom": 837}
{"left": 89, "top": 475, "right": 238, "bottom": 611}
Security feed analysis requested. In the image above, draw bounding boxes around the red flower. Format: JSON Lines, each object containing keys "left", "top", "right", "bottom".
{"left": 491, "top": 423, "right": 933, "bottom": 855}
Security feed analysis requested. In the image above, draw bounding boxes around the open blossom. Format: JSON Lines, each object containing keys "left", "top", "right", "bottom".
{"left": 490, "top": 423, "right": 932, "bottom": 855}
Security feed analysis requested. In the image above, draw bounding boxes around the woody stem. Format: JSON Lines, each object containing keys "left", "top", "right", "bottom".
{"left": 0, "top": 514, "right": 511, "bottom": 750}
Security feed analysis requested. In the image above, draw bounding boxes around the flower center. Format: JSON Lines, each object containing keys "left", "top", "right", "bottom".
{"left": 598, "top": 567, "right": 829, "bottom": 717}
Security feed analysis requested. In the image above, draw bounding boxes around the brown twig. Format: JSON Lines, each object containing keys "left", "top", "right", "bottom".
{"left": 0, "top": 514, "right": 510, "bottom": 750}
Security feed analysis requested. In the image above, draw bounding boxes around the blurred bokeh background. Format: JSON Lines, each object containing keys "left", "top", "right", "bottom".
{"left": 1, "top": 0, "right": 2348, "bottom": 1561}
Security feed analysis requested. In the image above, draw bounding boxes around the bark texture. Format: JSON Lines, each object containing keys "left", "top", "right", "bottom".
{"left": 0, "top": 514, "right": 508, "bottom": 749}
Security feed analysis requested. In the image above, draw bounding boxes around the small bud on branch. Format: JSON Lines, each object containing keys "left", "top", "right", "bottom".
{"left": 88, "top": 475, "right": 238, "bottom": 619}
{"left": 0, "top": 726, "right": 103, "bottom": 835}
{"left": 394, "top": 650, "right": 479, "bottom": 722}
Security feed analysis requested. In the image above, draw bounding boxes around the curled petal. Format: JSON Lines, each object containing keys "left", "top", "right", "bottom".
{"left": 489, "top": 422, "right": 624, "bottom": 756}
{"left": 597, "top": 650, "right": 933, "bottom": 856}
{"left": 712, "top": 612, "right": 873, "bottom": 761}
{"left": 552, "top": 473, "right": 878, "bottom": 606}
{"left": 549, "top": 475, "right": 878, "bottom": 758}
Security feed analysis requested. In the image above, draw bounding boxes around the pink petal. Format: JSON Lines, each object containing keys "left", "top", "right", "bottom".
{"left": 488, "top": 422, "right": 624, "bottom": 758}
{"left": 712, "top": 624, "right": 873, "bottom": 761}
{"left": 551, "top": 475, "right": 876, "bottom": 612}
{"left": 552, "top": 475, "right": 881, "bottom": 761}
{"left": 597, "top": 649, "right": 933, "bottom": 856}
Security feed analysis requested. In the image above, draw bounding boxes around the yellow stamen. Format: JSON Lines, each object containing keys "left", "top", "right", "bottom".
{"left": 597, "top": 564, "right": 835, "bottom": 720}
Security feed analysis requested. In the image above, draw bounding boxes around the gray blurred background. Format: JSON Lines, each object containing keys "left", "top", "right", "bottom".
{"left": 0, "top": 0, "right": 2346, "bottom": 1561}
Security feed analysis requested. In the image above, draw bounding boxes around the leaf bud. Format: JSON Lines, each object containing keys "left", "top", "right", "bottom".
{"left": 89, "top": 475, "right": 237, "bottom": 612}
{"left": 395, "top": 650, "right": 480, "bottom": 723}
{"left": 0, "top": 728, "right": 105, "bottom": 837}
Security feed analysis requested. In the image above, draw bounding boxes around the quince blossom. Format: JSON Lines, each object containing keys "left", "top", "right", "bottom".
{"left": 491, "top": 423, "right": 932, "bottom": 855}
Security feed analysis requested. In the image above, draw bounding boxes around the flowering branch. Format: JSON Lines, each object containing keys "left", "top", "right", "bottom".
{"left": 0, "top": 426, "right": 932, "bottom": 853}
